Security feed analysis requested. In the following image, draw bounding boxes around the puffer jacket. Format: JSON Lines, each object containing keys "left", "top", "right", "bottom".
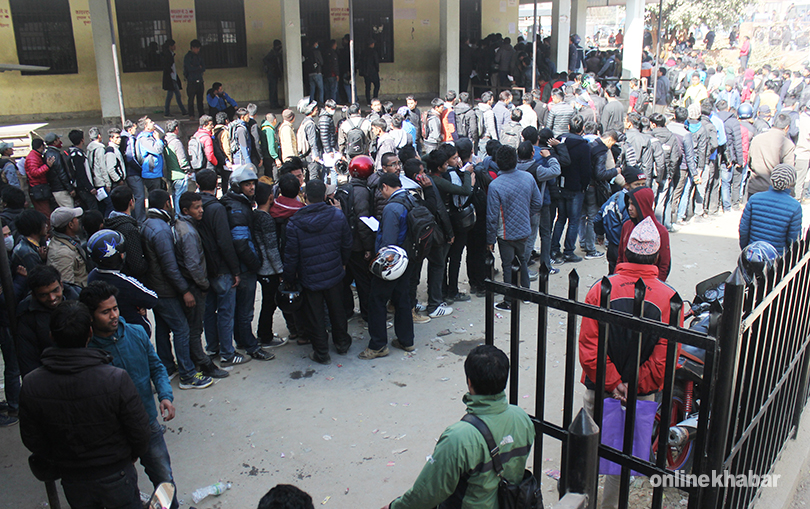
{"left": 388, "top": 392, "right": 534, "bottom": 509}
{"left": 141, "top": 208, "right": 189, "bottom": 298}
{"left": 199, "top": 192, "right": 240, "bottom": 277}
{"left": 87, "top": 318, "right": 173, "bottom": 423}
{"left": 173, "top": 214, "right": 209, "bottom": 291}
{"left": 104, "top": 212, "right": 148, "bottom": 279}
{"left": 486, "top": 168, "right": 542, "bottom": 244}
{"left": 221, "top": 191, "right": 261, "bottom": 273}
{"left": 136, "top": 131, "right": 165, "bottom": 179}
{"left": 43, "top": 145, "right": 74, "bottom": 193}
{"left": 284, "top": 201, "right": 352, "bottom": 291}
{"left": 319, "top": 111, "right": 337, "bottom": 153}
{"left": 739, "top": 188, "right": 802, "bottom": 253}
{"left": 253, "top": 209, "right": 284, "bottom": 276}
{"left": 19, "top": 347, "right": 151, "bottom": 481}
{"left": 617, "top": 187, "right": 672, "bottom": 281}
{"left": 546, "top": 102, "right": 575, "bottom": 138}
{"left": 25, "top": 149, "right": 49, "bottom": 187}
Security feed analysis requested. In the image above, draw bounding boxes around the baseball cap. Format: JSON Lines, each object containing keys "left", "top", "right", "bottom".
{"left": 51, "top": 207, "right": 83, "bottom": 229}
{"left": 44, "top": 133, "right": 60, "bottom": 144}
{"left": 0, "top": 142, "right": 12, "bottom": 152}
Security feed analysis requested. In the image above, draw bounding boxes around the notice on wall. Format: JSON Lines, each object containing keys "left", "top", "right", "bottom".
{"left": 500, "top": 1, "right": 507, "bottom": 12}
{"left": 75, "top": 10, "right": 91, "bottom": 26}
{"left": 394, "top": 8, "right": 417, "bottom": 20}
{"left": 508, "top": 22, "right": 516, "bottom": 34}
{"left": 335, "top": 0, "right": 345, "bottom": 7}
{"left": 170, "top": 9, "right": 194, "bottom": 23}
{"left": 0, "top": 7, "right": 9, "bottom": 29}
{"left": 508, "top": 0, "right": 517, "bottom": 6}
{"left": 331, "top": 7, "right": 349, "bottom": 23}
{"left": 422, "top": 19, "right": 430, "bottom": 26}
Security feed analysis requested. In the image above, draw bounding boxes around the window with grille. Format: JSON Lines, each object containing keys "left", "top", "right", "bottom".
{"left": 9, "top": 0, "right": 78, "bottom": 75}
{"left": 299, "top": 0, "right": 329, "bottom": 42}
{"left": 195, "top": 0, "right": 247, "bottom": 68}
{"left": 353, "top": 0, "right": 394, "bottom": 63}
{"left": 115, "top": 0, "right": 172, "bottom": 73}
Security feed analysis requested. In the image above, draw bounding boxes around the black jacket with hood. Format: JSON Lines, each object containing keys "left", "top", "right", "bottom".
{"left": 560, "top": 133, "right": 592, "bottom": 192}
{"left": 103, "top": 213, "right": 148, "bottom": 279}
{"left": 199, "top": 192, "right": 241, "bottom": 277}
{"left": 221, "top": 191, "right": 262, "bottom": 273}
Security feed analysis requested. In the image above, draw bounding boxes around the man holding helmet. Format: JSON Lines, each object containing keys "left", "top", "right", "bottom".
{"left": 283, "top": 179, "right": 353, "bottom": 364}
{"left": 360, "top": 172, "right": 415, "bottom": 360}
{"left": 344, "top": 155, "right": 377, "bottom": 325}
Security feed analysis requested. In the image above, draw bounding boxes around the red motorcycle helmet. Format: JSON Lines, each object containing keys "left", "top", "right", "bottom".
{"left": 348, "top": 155, "right": 375, "bottom": 179}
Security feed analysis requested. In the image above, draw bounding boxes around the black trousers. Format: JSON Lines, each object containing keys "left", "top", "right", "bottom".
{"left": 209, "top": 105, "right": 236, "bottom": 122}
{"left": 302, "top": 283, "right": 352, "bottom": 361}
{"left": 369, "top": 267, "right": 414, "bottom": 351}
{"left": 466, "top": 213, "right": 488, "bottom": 290}
{"left": 364, "top": 73, "right": 380, "bottom": 105}
{"left": 607, "top": 242, "right": 619, "bottom": 275}
{"left": 257, "top": 274, "right": 297, "bottom": 340}
{"left": 187, "top": 80, "right": 205, "bottom": 118}
{"left": 61, "top": 463, "right": 142, "bottom": 509}
{"left": 344, "top": 250, "right": 372, "bottom": 321}
{"left": 182, "top": 285, "right": 213, "bottom": 369}
{"left": 445, "top": 229, "right": 468, "bottom": 297}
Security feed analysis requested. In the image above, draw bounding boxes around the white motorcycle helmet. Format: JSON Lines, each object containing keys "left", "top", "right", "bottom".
{"left": 370, "top": 245, "right": 409, "bottom": 281}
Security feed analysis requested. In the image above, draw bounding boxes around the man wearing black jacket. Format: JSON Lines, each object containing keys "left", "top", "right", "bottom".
{"left": 104, "top": 186, "right": 148, "bottom": 279}
{"left": 582, "top": 131, "right": 619, "bottom": 258}
{"left": 197, "top": 169, "right": 246, "bottom": 367}
{"left": 552, "top": 115, "right": 592, "bottom": 264}
{"left": 66, "top": 130, "right": 99, "bottom": 212}
{"left": 649, "top": 114, "right": 682, "bottom": 231}
{"left": 714, "top": 100, "right": 745, "bottom": 211}
{"left": 43, "top": 133, "right": 75, "bottom": 208}
{"left": 220, "top": 165, "right": 274, "bottom": 362}
{"left": 343, "top": 157, "right": 376, "bottom": 324}
{"left": 19, "top": 300, "right": 151, "bottom": 509}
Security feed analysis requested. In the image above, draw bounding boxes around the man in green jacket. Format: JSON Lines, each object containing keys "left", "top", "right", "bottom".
{"left": 261, "top": 113, "right": 282, "bottom": 181}
{"left": 384, "top": 345, "right": 535, "bottom": 508}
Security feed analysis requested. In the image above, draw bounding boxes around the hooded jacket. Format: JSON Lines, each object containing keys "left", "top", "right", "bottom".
{"left": 19, "top": 347, "right": 151, "bottom": 481}
{"left": 142, "top": 208, "right": 189, "bottom": 298}
{"left": 104, "top": 212, "right": 148, "bottom": 279}
{"left": 221, "top": 191, "right": 261, "bottom": 273}
{"left": 594, "top": 188, "right": 629, "bottom": 247}
{"left": 87, "top": 318, "right": 173, "bottom": 423}
{"left": 284, "top": 201, "right": 352, "bottom": 291}
{"left": 617, "top": 187, "right": 671, "bottom": 281}
{"left": 579, "top": 262, "right": 682, "bottom": 395}
{"left": 424, "top": 109, "right": 444, "bottom": 152}
{"left": 199, "top": 192, "right": 240, "bottom": 277}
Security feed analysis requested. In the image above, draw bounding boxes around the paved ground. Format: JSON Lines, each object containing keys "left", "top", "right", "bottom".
{"left": 0, "top": 196, "right": 807, "bottom": 508}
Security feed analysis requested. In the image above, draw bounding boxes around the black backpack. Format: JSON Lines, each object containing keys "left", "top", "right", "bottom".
{"left": 390, "top": 192, "right": 437, "bottom": 259}
{"left": 334, "top": 183, "right": 356, "bottom": 232}
{"left": 345, "top": 118, "right": 368, "bottom": 157}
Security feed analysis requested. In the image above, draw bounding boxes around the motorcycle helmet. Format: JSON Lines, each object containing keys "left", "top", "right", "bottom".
{"left": 88, "top": 229, "right": 126, "bottom": 270}
{"left": 275, "top": 282, "right": 303, "bottom": 313}
{"left": 737, "top": 102, "right": 754, "bottom": 120}
{"left": 335, "top": 158, "right": 348, "bottom": 175}
{"left": 229, "top": 164, "right": 258, "bottom": 193}
{"left": 370, "top": 245, "right": 409, "bottom": 281}
{"left": 348, "top": 155, "right": 375, "bottom": 179}
{"left": 738, "top": 241, "right": 780, "bottom": 284}
{"left": 297, "top": 96, "right": 318, "bottom": 116}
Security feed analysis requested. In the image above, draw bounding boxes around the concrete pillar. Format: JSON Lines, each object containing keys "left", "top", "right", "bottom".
{"left": 88, "top": 0, "right": 122, "bottom": 125}
{"left": 440, "top": 0, "right": 460, "bottom": 95}
{"left": 622, "top": 0, "right": 644, "bottom": 79}
{"left": 280, "top": 0, "right": 304, "bottom": 108}
{"left": 570, "top": 0, "right": 588, "bottom": 41}
{"left": 550, "top": 0, "right": 571, "bottom": 74}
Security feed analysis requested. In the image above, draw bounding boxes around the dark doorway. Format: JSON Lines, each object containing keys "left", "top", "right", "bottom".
{"left": 300, "top": 0, "right": 330, "bottom": 44}
{"left": 460, "top": 0, "right": 482, "bottom": 44}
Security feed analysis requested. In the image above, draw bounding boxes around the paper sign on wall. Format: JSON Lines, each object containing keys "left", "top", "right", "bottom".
{"left": 395, "top": 9, "right": 417, "bottom": 20}
{"left": 508, "top": 22, "right": 516, "bottom": 34}
{"left": 422, "top": 19, "right": 430, "bottom": 26}
{"left": 500, "top": 1, "right": 507, "bottom": 12}
{"left": 170, "top": 9, "right": 194, "bottom": 23}
{"left": 508, "top": 0, "right": 517, "bottom": 6}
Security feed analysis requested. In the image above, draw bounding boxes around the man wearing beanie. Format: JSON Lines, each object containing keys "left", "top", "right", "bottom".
{"left": 739, "top": 163, "right": 802, "bottom": 253}
{"left": 748, "top": 113, "right": 796, "bottom": 197}
{"left": 617, "top": 186, "right": 672, "bottom": 281}
{"left": 486, "top": 145, "right": 542, "bottom": 312}
{"left": 594, "top": 166, "right": 648, "bottom": 275}
{"left": 578, "top": 216, "right": 682, "bottom": 509}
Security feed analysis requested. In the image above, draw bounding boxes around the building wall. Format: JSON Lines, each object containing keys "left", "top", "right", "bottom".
{"left": 0, "top": 0, "right": 516, "bottom": 119}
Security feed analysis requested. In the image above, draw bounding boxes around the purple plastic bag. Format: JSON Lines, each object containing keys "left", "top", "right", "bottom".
{"left": 598, "top": 398, "right": 658, "bottom": 476}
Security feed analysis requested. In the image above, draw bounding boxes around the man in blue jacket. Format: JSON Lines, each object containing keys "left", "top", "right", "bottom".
{"left": 594, "top": 167, "right": 647, "bottom": 274}
{"left": 739, "top": 163, "right": 802, "bottom": 253}
{"left": 552, "top": 115, "right": 592, "bottom": 264}
{"left": 82, "top": 281, "right": 180, "bottom": 509}
{"left": 136, "top": 117, "right": 165, "bottom": 194}
{"left": 284, "top": 179, "right": 353, "bottom": 364}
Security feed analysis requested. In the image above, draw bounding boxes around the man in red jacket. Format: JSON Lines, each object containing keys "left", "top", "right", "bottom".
{"left": 617, "top": 186, "right": 671, "bottom": 281}
{"left": 579, "top": 216, "right": 682, "bottom": 509}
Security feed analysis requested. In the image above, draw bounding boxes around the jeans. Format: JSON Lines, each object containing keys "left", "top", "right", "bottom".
{"left": 445, "top": 230, "right": 468, "bottom": 297}
{"left": 266, "top": 73, "right": 281, "bottom": 108}
{"left": 140, "top": 419, "right": 179, "bottom": 509}
{"left": 204, "top": 273, "right": 237, "bottom": 360}
{"left": 164, "top": 83, "right": 187, "bottom": 116}
{"left": 153, "top": 297, "right": 193, "bottom": 379}
{"left": 539, "top": 202, "right": 553, "bottom": 267}
{"left": 368, "top": 266, "right": 414, "bottom": 351}
{"left": 497, "top": 237, "right": 529, "bottom": 288}
{"left": 0, "top": 327, "right": 20, "bottom": 412}
{"left": 523, "top": 211, "right": 542, "bottom": 266}
{"left": 126, "top": 175, "right": 146, "bottom": 223}
{"left": 671, "top": 170, "right": 689, "bottom": 222}
{"left": 552, "top": 189, "right": 585, "bottom": 257}
{"left": 427, "top": 242, "right": 450, "bottom": 307}
{"left": 720, "top": 165, "right": 733, "bottom": 211}
{"left": 182, "top": 286, "right": 212, "bottom": 369}
{"left": 171, "top": 177, "right": 189, "bottom": 217}
{"left": 302, "top": 282, "right": 352, "bottom": 361}
{"left": 325, "top": 76, "right": 339, "bottom": 102}
{"left": 61, "top": 463, "right": 142, "bottom": 509}
{"left": 658, "top": 178, "right": 673, "bottom": 230}
{"left": 234, "top": 271, "right": 260, "bottom": 354}
{"left": 144, "top": 178, "right": 163, "bottom": 194}
{"left": 308, "top": 73, "right": 324, "bottom": 104}
{"left": 578, "top": 186, "right": 598, "bottom": 254}
{"left": 187, "top": 80, "right": 204, "bottom": 118}
{"left": 364, "top": 73, "right": 380, "bottom": 105}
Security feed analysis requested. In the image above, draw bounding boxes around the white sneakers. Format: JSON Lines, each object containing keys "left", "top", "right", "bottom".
{"left": 428, "top": 302, "right": 453, "bottom": 318}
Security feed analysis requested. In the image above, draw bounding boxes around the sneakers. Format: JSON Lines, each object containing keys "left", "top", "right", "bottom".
{"left": 249, "top": 348, "right": 275, "bottom": 361}
{"left": 412, "top": 309, "right": 431, "bottom": 324}
{"left": 551, "top": 254, "right": 565, "bottom": 265}
{"left": 528, "top": 270, "right": 539, "bottom": 281}
{"left": 549, "top": 267, "right": 560, "bottom": 275}
{"left": 261, "top": 335, "right": 289, "bottom": 348}
{"left": 392, "top": 338, "right": 415, "bottom": 352}
{"left": 584, "top": 251, "right": 605, "bottom": 260}
{"left": 530, "top": 250, "right": 542, "bottom": 261}
{"left": 309, "top": 351, "right": 332, "bottom": 365}
{"left": 179, "top": 372, "right": 214, "bottom": 390}
{"left": 201, "top": 363, "right": 230, "bottom": 379}
{"left": 427, "top": 302, "right": 453, "bottom": 318}
{"left": 358, "top": 346, "right": 390, "bottom": 359}
{"left": 0, "top": 414, "right": 18, "bottom": 427}
{"left": 564, "top": 254, "right": 583, "bottom": 263}
{"left": 220, "top": 353, "right": 251, "bottom": 369}
{"left": 494, "top": 301, "right": 511, "bottom": 312}
{"left": 415, "top": 302, "right": 427, "bottom": 312}
{"left": 449, "top": 292, "right": 471, "bottom": 302}
{"left": 166, "top": 371, "right": 178, "bottom": 382}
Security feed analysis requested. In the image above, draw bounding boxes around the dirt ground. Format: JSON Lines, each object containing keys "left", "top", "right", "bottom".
{"left": 1, "top": 200, "right": 807, "bottom": 509}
